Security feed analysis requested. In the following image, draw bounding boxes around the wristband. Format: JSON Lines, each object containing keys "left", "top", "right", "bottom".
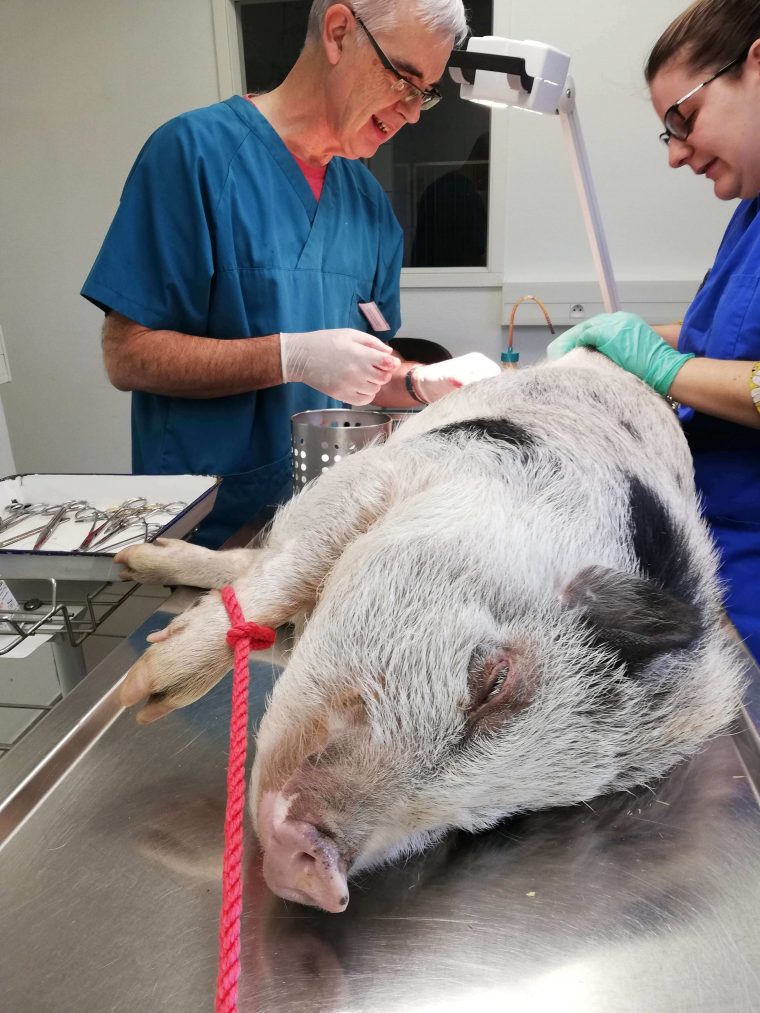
{"left": 750, "top": 362, "right": 760, "bottom": 416}
{"left": 405, "top": 367, "right": 428, "bottom": 405}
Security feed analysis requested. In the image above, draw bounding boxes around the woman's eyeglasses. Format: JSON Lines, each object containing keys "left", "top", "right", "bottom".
{"left": 355, "top": 15, "right": 442, "bottom": 111}
{"left": 659, "top": 53, "right": 746, "bottom": 145}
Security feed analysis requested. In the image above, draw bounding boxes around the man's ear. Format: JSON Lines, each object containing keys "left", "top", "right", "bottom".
{"left": 322, "top": 4, "right": 353, "bottom": 65}
{"left": 563, "top": 565, "right": 703, "bottom": 668}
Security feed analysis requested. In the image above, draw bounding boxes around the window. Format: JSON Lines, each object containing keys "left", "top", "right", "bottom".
{"left": 238, "top": 0, "right": 493, "bottom": 268}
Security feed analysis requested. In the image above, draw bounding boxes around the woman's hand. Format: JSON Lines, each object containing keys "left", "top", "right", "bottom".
{"left": 547, "top": 311, "right": 694, "bottom": 396}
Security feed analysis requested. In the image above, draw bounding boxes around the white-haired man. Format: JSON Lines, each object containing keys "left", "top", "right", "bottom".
{"left": 82, "top": 1, "right": 496, "bottom": 547}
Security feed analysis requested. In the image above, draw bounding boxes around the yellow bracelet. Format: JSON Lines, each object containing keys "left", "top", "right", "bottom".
{"left": 751, "top": 362, "right": 760, "bottom": 416}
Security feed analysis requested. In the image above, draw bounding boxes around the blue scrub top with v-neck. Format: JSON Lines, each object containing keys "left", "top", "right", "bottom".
{"left": 82, "top": 96, "right": 403, "bottom": 547}
{"left": 678, "top": 195, "right": 760, "bottom": 663}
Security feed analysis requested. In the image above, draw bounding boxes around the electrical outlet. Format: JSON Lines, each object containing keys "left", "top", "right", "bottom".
{"left": 569, "top": 303, "right": 586, "bottom": 319}
{"left": 0, "top": 326, "right": 10, "bottom": 384}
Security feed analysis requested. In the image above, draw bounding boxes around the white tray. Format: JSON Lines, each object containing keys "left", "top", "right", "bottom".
{"left": 0, "top": 474, "right": 220, "bottom": 582}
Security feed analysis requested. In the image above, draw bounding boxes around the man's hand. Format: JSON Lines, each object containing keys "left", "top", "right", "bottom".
{"left": 280, "top": 329, "right": 397, "bottom": 404}
{"left": 547, "top": 311, "right": 694, "bottom": 397}
{"left": 412, "top": 351, "right": 501, "bottom": 403}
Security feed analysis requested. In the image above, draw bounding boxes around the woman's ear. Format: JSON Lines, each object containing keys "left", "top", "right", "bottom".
{"left": 746, "top": 38, "right": 760, "bottom": 77}
{"left": 322, "top": 4, "right": 354, "bottom": 66}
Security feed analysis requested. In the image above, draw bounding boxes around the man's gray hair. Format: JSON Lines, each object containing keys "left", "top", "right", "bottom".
{"left": 306, "top": 0, "right": 469, "bottom": 47}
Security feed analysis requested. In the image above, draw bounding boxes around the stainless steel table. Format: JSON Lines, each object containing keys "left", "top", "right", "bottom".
{"left": 1, "top": 586, "right": 758, "bottom": 1013}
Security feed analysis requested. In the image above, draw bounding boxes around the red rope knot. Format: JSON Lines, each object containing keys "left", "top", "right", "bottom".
{"left": 225, "top": 621, "right": 276, "bottom": 652}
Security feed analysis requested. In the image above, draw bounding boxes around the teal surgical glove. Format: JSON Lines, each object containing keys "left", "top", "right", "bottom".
{"left": 546, "top": 311, "right": 694, "bottom": 397}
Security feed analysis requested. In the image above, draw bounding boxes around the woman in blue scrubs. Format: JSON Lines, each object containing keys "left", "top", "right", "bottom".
{"left": 81, "top": 1, "right": 491, "bottom": 549}
{"left": 548, "top": 0, "right": 760, "bottom": 665}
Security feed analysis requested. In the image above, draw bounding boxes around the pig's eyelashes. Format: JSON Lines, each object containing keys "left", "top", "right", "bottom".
{"left": 465, "top": 649, "right": 536, "bottom": 731}
{"left": 472, "top": 662, "right": 511, "bottom": 708}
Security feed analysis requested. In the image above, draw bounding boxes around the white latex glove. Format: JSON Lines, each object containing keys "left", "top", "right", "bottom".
{"left": 411, "top": 351, "right": 501, "bottom": 404}
{"left": 280, "top": 329, "right": 397, "bottom": 405}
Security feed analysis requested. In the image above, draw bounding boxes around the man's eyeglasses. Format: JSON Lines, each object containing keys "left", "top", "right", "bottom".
{"left": 659, "top": 53, "right": 746, "bottom": 145}
{"left": 355, "top": 15, "right": 442, "bottom": 111}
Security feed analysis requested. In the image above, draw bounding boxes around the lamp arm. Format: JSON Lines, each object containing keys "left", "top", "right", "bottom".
{"left": 558, "top": 78, "right": 620, "bottom": 313}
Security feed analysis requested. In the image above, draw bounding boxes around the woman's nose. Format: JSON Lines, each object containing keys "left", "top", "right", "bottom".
{"left": 667, "top": 136, "right": 692, "bottom": 169}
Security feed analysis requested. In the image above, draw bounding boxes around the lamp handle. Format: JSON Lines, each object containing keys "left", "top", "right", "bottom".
{"left": 558, "top": 78, "right": 620, "bottom": 313}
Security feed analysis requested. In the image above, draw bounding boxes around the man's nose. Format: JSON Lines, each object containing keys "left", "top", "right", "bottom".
{"left": 397, "top": 95, "right": 422, "bottom": 125}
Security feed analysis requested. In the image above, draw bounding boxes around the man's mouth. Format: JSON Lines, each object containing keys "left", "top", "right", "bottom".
{"left": 699, "top": 158, "right": 718, "bottom": 178}
{"left": 372, "top": 115, "right": 391, "bottom": 136}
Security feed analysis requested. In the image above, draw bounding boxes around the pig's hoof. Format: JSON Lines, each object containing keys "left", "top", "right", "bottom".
{"left": 119, "top": 651, "right": 177, "bottom": 723}
{"left": 115, "top": 537, "right": 194, "bottom": 585}
{"left": 119, "top": 595, "right": 231, "bottom": 723}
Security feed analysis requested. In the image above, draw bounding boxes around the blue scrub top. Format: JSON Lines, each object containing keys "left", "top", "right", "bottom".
{"left": 82, "top": 96, "right": 403, "bottom": 547}
{"left": 679, "top": 195, "right": 760, "bottom": 663}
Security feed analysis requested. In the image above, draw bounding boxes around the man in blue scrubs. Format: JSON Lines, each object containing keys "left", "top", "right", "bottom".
{"left": 547, "top": 0, "right": 760, "bottom": 665}
{"left": 82, "top": 1, "right": 490, "bottom": 548}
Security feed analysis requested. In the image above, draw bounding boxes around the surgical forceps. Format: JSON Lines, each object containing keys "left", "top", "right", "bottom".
{"left": 32, "top": 500, "right": 89, "bottom": 550}
{"left": 75, "top": 497, "right": 149, "bottom": 552}
{"left": 0, "top": 521, "right": 50, "bottom": 548}
{"left": 95, "top": 523, "right": 164, "bottom": 553}
{"left": 0, "top": 501, "right": 51, "bottom": 537}
{"left": 83, "top": 499, "right": 185, "bottom": 552}
{"left": 72, "top": 505, "right": 113, "bottom": 552}
{"left": 0, "top": 500, "right": 87, "bottom": 549}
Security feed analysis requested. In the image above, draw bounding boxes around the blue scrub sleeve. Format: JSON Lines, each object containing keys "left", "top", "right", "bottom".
{"left": 81, "top": 118, "right": 215, "bottom": 335}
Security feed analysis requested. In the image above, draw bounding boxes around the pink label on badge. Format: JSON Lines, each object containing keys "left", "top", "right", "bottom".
{"left": 358, "top": 301, "right": 391, "bottom": 332}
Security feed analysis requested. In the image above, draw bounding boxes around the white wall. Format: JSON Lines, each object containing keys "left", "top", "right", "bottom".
{"left": 0, "top": 0, "right": 735, "bottom": 477}
{"left": 0, "top": 0, "right": 221, "bottom": 474}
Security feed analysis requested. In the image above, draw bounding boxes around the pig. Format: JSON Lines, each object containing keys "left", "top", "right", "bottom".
{"left": 117, "top": 349, "right": 747, "bottom": 914}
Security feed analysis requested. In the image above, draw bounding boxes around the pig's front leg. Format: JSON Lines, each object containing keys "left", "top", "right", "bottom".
{"left": 120, "top": 447, "right": 404, "bottom": 723}
{"left": 114, "top": 537, "right": 256, "bottom": 589}
{"left": 119, "top": 586, "right": 257, "bottom": 723}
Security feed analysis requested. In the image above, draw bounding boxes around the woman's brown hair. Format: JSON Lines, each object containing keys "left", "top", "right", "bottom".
{"left": 645, "top": 0, "right": 760, "bottom": 83}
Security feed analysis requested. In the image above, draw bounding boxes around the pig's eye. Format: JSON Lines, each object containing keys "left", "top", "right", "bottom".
{"left": 465, "top": 647, "right": 535, "bottom": 731}
{"left": 487, "top": 664, "right": 510, "bottom": 699}
{"left": 467, "top": 650, "right": 513, "bottom": 710}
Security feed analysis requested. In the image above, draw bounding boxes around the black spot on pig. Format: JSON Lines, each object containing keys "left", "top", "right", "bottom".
{"left": 432, "top": 417, "right": 536, "bottom": 451}
{"left": 621, "top": 419, "right": 641, "bottom": 441}
{"left": 564, "top": 565, "right": 703, "bottom": 673}
{"left": 627, "top": 474, "right": 698, "bottom": 602}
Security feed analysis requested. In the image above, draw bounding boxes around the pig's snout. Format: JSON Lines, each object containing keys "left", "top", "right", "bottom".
{"left": 257, "top": 790, "right": 349, "bottom": 913}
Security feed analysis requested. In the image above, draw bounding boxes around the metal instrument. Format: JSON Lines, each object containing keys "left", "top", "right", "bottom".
{"left": 32, "top": 500, "right": 89, "bottom": 551}
{"left": 80, "top": 498, "right": 187, "bottom": 555}
{"left": 0, "top": 495, "right": 188, "bottom": 555}
{"left": 0, "top": 522, "right": 50, "bottom": 549}
{"left": 0, "top": 501, "right": 53, "bottom": 537}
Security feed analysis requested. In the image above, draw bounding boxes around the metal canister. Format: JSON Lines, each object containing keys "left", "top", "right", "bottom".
{"left": 290, "top": 409, "right": 393, "bottom": 493}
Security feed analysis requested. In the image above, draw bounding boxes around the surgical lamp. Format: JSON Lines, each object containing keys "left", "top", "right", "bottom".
{"left": 448, "top": 36, "right": 620, "bottom": 363}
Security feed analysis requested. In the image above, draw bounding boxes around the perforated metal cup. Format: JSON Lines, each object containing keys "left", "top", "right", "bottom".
{"left": 291, "top": 409, "right": 393, "bottom": 493}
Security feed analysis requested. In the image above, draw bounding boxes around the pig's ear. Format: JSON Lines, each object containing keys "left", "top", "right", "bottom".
{"left": 563, "top": 565, "right": 702, "bottom": 667}
{"left": 465, "top": 647, "right": 537, "bottom": 733}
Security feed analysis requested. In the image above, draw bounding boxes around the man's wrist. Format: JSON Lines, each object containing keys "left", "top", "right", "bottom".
{"left": 404, "top": 366, "right": 429, "bottom": 405}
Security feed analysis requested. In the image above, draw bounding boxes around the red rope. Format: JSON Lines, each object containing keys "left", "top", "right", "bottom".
{"left": 216, "top": 586, "right": 276, "bottom": 1013}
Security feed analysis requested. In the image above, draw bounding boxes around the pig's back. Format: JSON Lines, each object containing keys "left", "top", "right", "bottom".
{"left": 381, "top": 351, "right": 717, "bottom": 611}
